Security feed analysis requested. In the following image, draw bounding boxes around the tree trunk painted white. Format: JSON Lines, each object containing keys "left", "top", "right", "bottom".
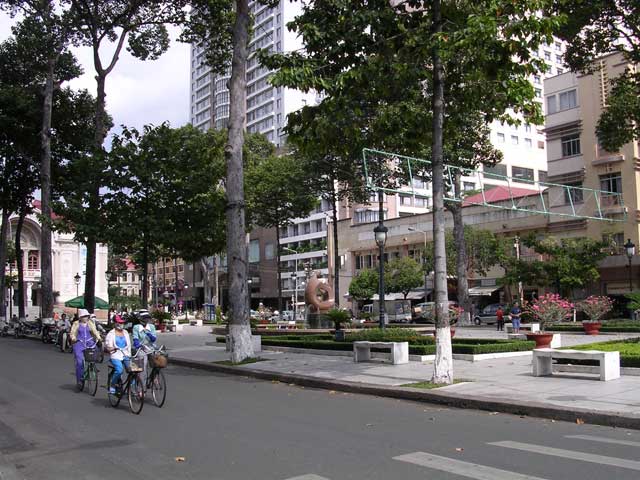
{"left": 430, "top": 0, "right": 453, "bottom": 385}
{"left": 226, "top": 0, "right": 254, "bottom": 363}
{"left": 15, "top": 209, "right": 26, "bottom": 322}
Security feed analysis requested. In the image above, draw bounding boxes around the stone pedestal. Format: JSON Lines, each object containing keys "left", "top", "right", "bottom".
{"left": 306, "top": 313, "right": 332, "bottom": 329}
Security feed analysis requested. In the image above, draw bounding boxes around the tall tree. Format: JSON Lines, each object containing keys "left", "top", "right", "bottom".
{"left": 348, "top": 268, "right": 379, "bottom": 313}
{"left": 105, "top": 124, "right": 227, "bottom": 309}
{"left": 65, "top": 0, "right": 187, "bottom": 313}
{"left": 0, "top": 2, "right": 81, "bottom": 324}
{"left": 384, "top": 256, "right": 423, "bottom": 299}
{"left": 245, "top": 153, "right": 318, "bottom": 314}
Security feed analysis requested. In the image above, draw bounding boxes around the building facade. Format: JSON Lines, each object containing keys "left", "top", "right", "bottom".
{"left": 544, "top": 52, "right": 639, "bottom": 296}
{"left": 3, "top": 203, "right": 109, "bottom": 320}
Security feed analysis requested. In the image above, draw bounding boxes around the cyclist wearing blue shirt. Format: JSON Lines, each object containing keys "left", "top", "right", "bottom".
{"left": 132, "top": 312, "right": 157, "bottom": 388}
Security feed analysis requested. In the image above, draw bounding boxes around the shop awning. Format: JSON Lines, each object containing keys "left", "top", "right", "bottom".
{"left": 406, "top": 291, "right": 429, "bottom": 300}
{"left": 468, "top": 286, "right": 501, "bottom": 296}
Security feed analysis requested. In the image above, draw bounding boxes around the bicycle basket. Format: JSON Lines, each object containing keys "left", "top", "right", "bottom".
{"left": 83, "top": 348, "right": 101, "bottom": 363}
{"left": 149, "top": 352, "right": 168, "bottom": 368}
{"left": 129, "top": 354, "right": 145, "bottom": 372}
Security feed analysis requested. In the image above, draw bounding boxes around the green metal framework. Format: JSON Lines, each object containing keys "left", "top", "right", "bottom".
{"left": 363, "top": 148, "right": 626, "bottom": 222}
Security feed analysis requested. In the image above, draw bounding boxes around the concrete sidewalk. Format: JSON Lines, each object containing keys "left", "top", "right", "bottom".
{"left": 159, "top": 326, "right": 640, "bottom": 429}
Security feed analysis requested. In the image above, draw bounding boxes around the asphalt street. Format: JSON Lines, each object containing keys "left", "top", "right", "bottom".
{"left": 2, "top": 336, "right": 640, "bottom": 480}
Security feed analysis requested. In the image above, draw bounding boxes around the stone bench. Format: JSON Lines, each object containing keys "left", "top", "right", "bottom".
{"left": 506, "top": 323, "right": 540, "bottom": 333}
{"left": 532, "top": 348, "right": 620, "bottom": 381}
{"left": 353, "top": 341, "right": 409, "bottom": 365}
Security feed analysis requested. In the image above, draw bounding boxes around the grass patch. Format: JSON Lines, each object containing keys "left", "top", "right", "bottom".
{"left": 214, "top": 357, "right": 267, "bottom": 366}
{"left": 560, "top": 338, "right": 640, "bottom": 367}
{"left": 401, "top": 379, "right": 470, "bottom": 389}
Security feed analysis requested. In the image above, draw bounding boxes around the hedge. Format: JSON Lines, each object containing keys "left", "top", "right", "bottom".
{"left": 255, "top": 336, "right": 534, "bottom": 356}
{"left": 559, "top": 338, "right": 640, "bottom": 368}
{"left": 550, "top": 325, "right": 640, "bottom": 333}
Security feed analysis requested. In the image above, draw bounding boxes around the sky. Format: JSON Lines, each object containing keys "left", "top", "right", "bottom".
{"left": 0, "top": 13, "right": 191, "bottom": 138}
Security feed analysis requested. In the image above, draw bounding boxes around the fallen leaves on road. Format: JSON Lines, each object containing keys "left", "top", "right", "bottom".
{"left": 576, "top": 418, "right": 585, "bottom": 425}
{"left": 175, "top": 457, "right": 186, "bottom": 463}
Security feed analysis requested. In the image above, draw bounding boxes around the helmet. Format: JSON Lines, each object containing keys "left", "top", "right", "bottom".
{"left": 114, "top": 315, "right": 124, "bottom": 324}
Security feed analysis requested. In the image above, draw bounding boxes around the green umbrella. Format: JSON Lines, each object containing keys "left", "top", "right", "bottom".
{"left": 64, "top": 296, "right": 109, "bottom": 310}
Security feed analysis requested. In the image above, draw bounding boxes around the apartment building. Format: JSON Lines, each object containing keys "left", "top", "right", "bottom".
{"left": 544, "top": 51, "right": 639, "bottom": 295}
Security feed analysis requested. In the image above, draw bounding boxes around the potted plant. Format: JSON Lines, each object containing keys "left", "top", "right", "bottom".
{"left": 327, "top": 308, "right": 351, "bottom": 341}
{"left": 577, "top": 295, "right": 613, "bottom": 335}
{"left": 526, "top": 293, "right": 574, "bottom": 348}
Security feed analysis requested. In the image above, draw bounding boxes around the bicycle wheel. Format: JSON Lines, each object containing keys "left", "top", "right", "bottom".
{"left": 149, "top": 369, "right": 167, "bottom": 408}
{"left": 86, "top": 363, "right": 98, "bottom": 396}
{"left": 107, "top": 369, "right": 121, "bottom": 408}
{"left": 128, "top": 373, "right": 145, "bottom": 415}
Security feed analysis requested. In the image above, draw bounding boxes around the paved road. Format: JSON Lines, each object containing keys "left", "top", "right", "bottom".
{"left": 2, "top": 337, "right": 640, "bottom": 480}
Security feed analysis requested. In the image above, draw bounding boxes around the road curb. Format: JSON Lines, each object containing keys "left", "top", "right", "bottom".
{"left": 171, "top": 356, "right": 640, "bottom": 430}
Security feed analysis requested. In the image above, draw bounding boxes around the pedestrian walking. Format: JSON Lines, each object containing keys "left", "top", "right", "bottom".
{"left": 496, "top": 306, "right": 505, "bottom": 331}
{"left": 510, "top": 302, "right": 522, "bottom": 334}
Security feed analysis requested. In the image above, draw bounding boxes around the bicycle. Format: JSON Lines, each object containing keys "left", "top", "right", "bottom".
{"left": 107, "top": 348, "right": 145, "bottom": 415}
{"left": 80, "top": 343, "right": 101, "bottom": 396}
{"left": 140, "top": 344, "right": 168, "bottom": 408}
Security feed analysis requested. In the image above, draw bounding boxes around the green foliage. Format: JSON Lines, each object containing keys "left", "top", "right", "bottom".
{"left": 422, "top": 227, "right": 509, "bottom": 276}
{"left": 347, "top": 328, "right": 425, "bottom": 343}
{"left": 564, "top": 338, "right": 640, "bottom": 367}
{"left": 384, "top": 256, "right": 423, "bottom": 298}
{"left": 501, "top": 235, "right": 609, "bottom": 295}
{"left": 326, "top": 308, "right": 351, "bottom": 330}
{"left": 595, "top": 71, "right": 640, "bottom": 151}
{"left": 151, "top": 309, "right": 171, "bottom": 323}
{"left": 348, "top": 269, "right": 379, "bottom": 303}
{"left": 625, "top": 292, "right": 640, "bottom": 312}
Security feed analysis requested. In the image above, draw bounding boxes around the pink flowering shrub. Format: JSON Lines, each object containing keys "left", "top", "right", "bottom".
{"left": 577, "top": 295, "right": 614, "bottom": 323}
{"left": 449, "top": 305, "right": 464, "bottom": 325}
{"left": 527, "top": 293, "right": 574, "bottom": 331}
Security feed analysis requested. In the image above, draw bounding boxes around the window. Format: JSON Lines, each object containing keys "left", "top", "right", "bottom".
{"left": 555, "top": 41, "right": 562, "bottom": 51}
{"left": 27, "top": 251, "right": 38, "bottom": 270}
{"left": 315, "top": 220, "right": 323, "bottom": 232}
{"left": 303, "top": 223, "right": 311, "bottom": 234}
{"left": 525, "top": 124, "right": 532, "bottom": 133}
{"left": 563, "top": 182, "right": 584, "bottom": 204}
{"left": 484, "top": 164, "right": 507, "bottom": 177}
{"left": 533, "top": 75, "right": 541, "bottom": 85}
{"left": 414, "top": 196, "right": 429, "bottom": 207}
{"left": 538, "top": 170, "right": 547, "bottom": 182}
{"left": 400, "top": 195, "right": 412, "bottom": 206}
{"left": 497, "top": 133, "right": 505, "bottom": 143}
{"left": 411, "top": 178, "right": 427, "bottom": 189}
{"left": 292, "top": 225, "right": 299, "bottom": 236}
{"left": 534, "top": 88, "right": 542, "bottom": 98}
{"left": 463, "top": 182, "right": 475, "bottom": 191}
{"left": 544, "top": 51, "right": 551, "bottom": 60}
{"left": 354, "top": 209, "right": 386, "bottom": 224}
{"left": 556, "top": 67, "right": 564, "bottom": 74}
{"left": 511, "top": 135, "right": 519, "bottom": 145}
{"left": 561, "top": 134, "right": 581, "bottom": 157}
{"left": 265, "top": 243, "right": 275, "bottom": 260}
{"left": 558, "top": 89, "right": 577, "bottom": 110}
{"left": 538, "top": 140, "right": 545, "bottom": 149}
{"left": 249, "top": 240, "right": 260, "bottom": 263}
{"left": 512, "top": 166, "right": 534, "bottom": 181}
{"left": 546, "top": 95, "right": 557, "bottom": 114}
{"left": 600, "top": 173, "right": 622, "bottom": 193}
{"left": 525, "top": 138, "right": 533, "bottom": 148}
{"left": 556, "top": 54, "right": 563, "bottom": 64}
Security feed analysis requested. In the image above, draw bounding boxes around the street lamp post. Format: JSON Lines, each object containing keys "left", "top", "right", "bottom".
{"left": 374, "top": 191, "right": 388, "bottom": 329}
{"left": 283, "top": 247, "right": 299, "bottom": 321}
{"left": 514, "top": 236, "right": 524, "bottom": 304}
{"left": 625, "top": 238, "right": 635, "bottom": 293}
{"left": 408, "top": 226, "right": 429, "bottom": 305}
{"left": 74, "top": 272, "right": 81, "bottom": 315}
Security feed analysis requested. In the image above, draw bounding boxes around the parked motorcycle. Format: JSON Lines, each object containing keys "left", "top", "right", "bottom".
{"left": 58, "top": 328, "right": 72, "bottom": 353}
{"left": 41, "top": 322, "right": 59, "bottom": 344}
{"left": 14, "top": 318, "right": 42, "bottom": 339}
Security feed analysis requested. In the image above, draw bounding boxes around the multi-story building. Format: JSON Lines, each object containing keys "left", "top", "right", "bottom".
{"left": 544, "top": 51, "right": 639, "bottom": 296}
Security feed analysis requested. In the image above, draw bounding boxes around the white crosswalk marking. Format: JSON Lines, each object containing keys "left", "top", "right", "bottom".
{"left": 284, "top": 476, "right": 330, "bottom": 480}
{"left": 393, "top": 452, "right": 550, "bottom": 480}
{"left": 490, "top": 440, "right": 640, "bottom": 471}
{"left": 566, "top": 434, "right": 640, "bottom": 448}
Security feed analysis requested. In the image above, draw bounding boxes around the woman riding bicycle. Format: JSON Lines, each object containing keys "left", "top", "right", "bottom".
{"left": 104, "top": 315, "right": 131, "bottom": 395}
{"left": 70, "top": 309, "right": 102, "bottom": 391}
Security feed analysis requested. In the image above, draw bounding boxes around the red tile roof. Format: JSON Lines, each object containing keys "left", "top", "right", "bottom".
{"left": 462, "top": 185, "right": 540, "bottom": 206}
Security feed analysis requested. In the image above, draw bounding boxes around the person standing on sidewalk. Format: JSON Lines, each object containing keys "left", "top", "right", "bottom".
{"left": 496, "top": 306, "right": 505, "bottom": 331}
{"left": 510, "top": 302, "right": 522, "bottom": 333}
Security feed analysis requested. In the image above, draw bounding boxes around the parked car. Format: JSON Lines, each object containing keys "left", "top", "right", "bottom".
{"left": 473, "top": 303, "right": 505, "bottom": 325}
{"left": 411, "top": 301, "right": 458, "bottom": 323}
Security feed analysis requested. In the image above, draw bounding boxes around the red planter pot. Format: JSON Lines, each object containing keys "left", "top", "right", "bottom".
{"left": 525, "top": 332, "right": 554, "bottom": 349}
{"left": 582, "top": 322, "right": 602, "bottom": 335}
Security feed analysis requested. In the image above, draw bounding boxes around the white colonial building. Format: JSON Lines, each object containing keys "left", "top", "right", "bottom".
{"left": 4, "top": 201, "right": 108, "bottom": 320}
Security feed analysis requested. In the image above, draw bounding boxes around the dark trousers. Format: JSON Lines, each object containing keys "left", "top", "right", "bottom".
{"left": 497, "top": 319, "right": 504, "bottom": 331}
